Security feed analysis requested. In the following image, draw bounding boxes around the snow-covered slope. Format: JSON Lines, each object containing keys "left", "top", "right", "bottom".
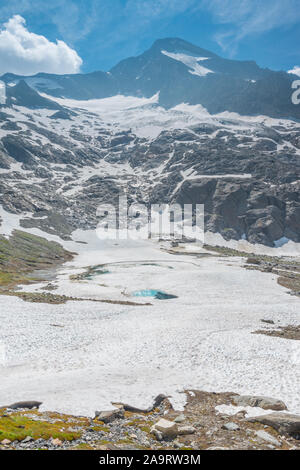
{"left": 0, "top": 236, "right": 299, "bottom": 416}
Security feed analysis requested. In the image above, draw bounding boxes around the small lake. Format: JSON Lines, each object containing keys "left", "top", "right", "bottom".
{"left": 132, "top": 289, "right": 177, "bottom": 300}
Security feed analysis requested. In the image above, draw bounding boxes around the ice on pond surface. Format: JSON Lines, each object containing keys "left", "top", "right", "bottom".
{"left": 132, "top": 289, "right": 177, "bottom": 299}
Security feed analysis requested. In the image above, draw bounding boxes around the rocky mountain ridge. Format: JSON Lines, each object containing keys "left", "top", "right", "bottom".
{"left": 0, "top": 38, "right": 299, "bottom": 247}
{"left": 1, "top": 37, "right": 300, "bottom": 119}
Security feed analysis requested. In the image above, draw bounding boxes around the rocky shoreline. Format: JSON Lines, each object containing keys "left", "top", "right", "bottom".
{"left": 0, "top": 391, "right": 299, "bottom": 451}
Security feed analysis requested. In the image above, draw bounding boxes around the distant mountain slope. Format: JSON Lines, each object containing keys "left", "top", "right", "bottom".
{"left": 0, "top": 89, "right": 299, "bottom": 247}
{"left": 5, "top": 80, "right": 62, "bottom": 110}
{"left": 1, "top": 38, "right": 299, "bottom": 120}
{"left": 0, "top": 39, "right": 299, "bottom": 248}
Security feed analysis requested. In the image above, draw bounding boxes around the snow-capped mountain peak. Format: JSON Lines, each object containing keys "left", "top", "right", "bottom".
{"left": 1, "top": 37, "right": 298, "bottom": 120}
{"left": 0, "top": 38, "right": 299, "bottom": 248}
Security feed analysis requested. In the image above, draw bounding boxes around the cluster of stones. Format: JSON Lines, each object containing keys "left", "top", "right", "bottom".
{"left": 1, "top": 393, "right": 299, "bottom": 451}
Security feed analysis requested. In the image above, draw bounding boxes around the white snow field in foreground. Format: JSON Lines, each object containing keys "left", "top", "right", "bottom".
{"left": 0, "top": 233, "right": 299, "bottom": 417}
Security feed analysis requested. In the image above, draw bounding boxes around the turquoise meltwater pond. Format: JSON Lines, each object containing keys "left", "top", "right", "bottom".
{"left": 132, "top": 290, "right": 178, "bottom": 300}
{"left": 133, "top": 289, "right": 160, "bottom": 297}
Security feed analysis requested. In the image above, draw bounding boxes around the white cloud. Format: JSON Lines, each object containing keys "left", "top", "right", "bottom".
{"left": 126, "top": 0, "right": 195, "bottom": 20}
{"left": 0, "top": 15, "right": 82, "bottom": 76}
{"left": 288, "top": 66, "right": 300, "bottom": 77}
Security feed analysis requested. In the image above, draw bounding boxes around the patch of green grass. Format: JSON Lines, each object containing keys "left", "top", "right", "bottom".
{"left": 0, "top": 230, "right": 74, "bottom": 291}
{"left": 139, "top": 425, "right": 152, "bottom": 433}
{"left": 0, "top": 414, "right": 81, "bottom": 442}
{"left": 115, "top": 438, "right": 135, "bottom": 445}
{"left": 125, "top": 419, "right": 144, "bottom": 426}
{"left": 0, "top": 271, "right": 14, "bottom": 286}
{"left": 92, "top": 425, "right": 110, "bottom": 433}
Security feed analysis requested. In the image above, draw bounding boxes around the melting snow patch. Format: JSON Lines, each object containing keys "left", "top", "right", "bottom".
{"left": 215, "top": 404, "right": 285, "bottom": 419}
{"left": 0, "top": 206, "right": 26, "bottom": 238}
{"left": 205, "top": 231, "right": 300, "bottom": 256}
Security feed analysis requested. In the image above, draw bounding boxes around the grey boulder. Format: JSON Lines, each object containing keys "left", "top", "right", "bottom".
{"left": 248, "top": 413, "right": 300, "bottom": 436}
{"left": 94, "top": 408, "right": 125, "bottom": 423}
{"left": 232, "top": 395, "right": 287, "bottom": 411}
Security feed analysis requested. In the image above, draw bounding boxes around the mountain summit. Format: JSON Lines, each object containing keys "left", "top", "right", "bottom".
{"left": 1, "top": 37, "right": 299, "bottom": 119}
{"left": 0, "top": 37, "right": 299, "bottom": 247}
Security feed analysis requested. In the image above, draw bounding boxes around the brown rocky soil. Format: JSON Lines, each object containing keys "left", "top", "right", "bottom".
{"left": 253, "top": 325, "right": 300, "bottom": 340}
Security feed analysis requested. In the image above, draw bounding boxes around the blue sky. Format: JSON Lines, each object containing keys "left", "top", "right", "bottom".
{"left": 0, "top": 0, "right": 299, "bottom": 75}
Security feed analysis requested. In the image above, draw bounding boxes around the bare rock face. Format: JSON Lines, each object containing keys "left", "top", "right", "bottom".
{"left": 232, "top": 395, "right": 287, "bottom": 411}
{"left": 248, "top": 413, "right": 300, "bottom": 437}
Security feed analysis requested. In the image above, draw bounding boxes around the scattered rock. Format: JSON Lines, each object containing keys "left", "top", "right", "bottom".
{"left": 1, "top": 439, "right": 11, "bottom": 445}
{"left": 94, "top": 408, "right": 125, "bottom": 423}
{"left": 151, "top": 429, "right": 163, "bottom": 441}
{"left": 254, "top": 325, "right": 300, "bottom": 341}
{"left": 151, "top": 419, "right": 178, "bottom": 439}
{"left": 51, "top": 438, "right": 63, "bottom": 447}
{"left": 1, "top": 389, "right": 298, "bottom": 451}
{"left": 178, "top": 425, "right": 196, "bottom": 435}
{"left": 222, "top": 422, "right": 240, "bottom": 431}
{"left": 255, "top": 430, "right": 281, "bottom": 447}
{"left": 248, "top": 413, "right": 300, "bottom": 437}
{"left": 113, "top": 394, "right": 169, "bottom": 414}
{"left": 22, "top": 436, "right": 34, "bottom": 443}
{"left": 6, "top": 401, "right": 43, "bottom": 410}
{"left": 207, "top": 446, "right": 229, "bottom": 450}
{"left": 232, "top": 395, "right": 287, "bottom": 411}
{"left": 174, "top": 414, "right": 185, "bottom": 423}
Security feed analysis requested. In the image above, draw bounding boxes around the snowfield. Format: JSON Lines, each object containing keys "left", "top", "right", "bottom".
{"left": 0, "top": 230, "right": 299, "bottom": 417}
{"left": 40, "top": 92, "right": 300, "bottom": 141}
{"left": 161, "top": 50, "right": 214, "bottom": 77}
